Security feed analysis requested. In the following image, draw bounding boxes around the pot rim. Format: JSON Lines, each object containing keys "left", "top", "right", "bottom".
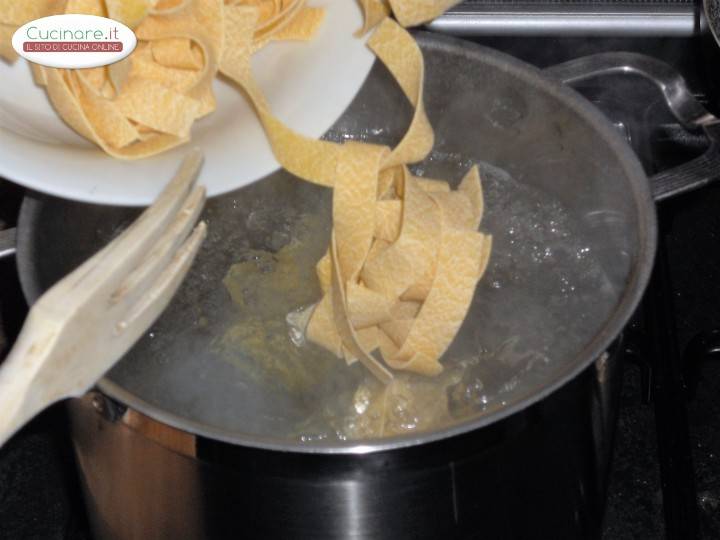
{"left": 92, "top": 32, "right": 657, "bottom": 454}
{"left": 17, "top": 31, "right": 656, "bottom": 454}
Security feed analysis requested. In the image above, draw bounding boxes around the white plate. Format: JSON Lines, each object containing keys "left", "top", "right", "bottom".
{"left": 0, "top": 1, "right": 375, "bottom": 206}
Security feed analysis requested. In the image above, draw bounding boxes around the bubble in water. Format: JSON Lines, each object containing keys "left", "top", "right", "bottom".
{"left": 286, "top": 305, "right": 314, "bottom": 348}
{"left": 353, "top": 386, "right": 372, "bottom": 415}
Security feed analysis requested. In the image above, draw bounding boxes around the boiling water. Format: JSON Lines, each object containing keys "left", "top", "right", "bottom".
{"left": 206, "top": 152, "right": 623, "bottom": 442}
{"left": 104, "top": 149, "right": 625, "bottom": 442}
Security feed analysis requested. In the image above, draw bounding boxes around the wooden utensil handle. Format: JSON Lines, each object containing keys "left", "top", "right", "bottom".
{"left": 0, "top": 314, "right": 59, "bottom": 447}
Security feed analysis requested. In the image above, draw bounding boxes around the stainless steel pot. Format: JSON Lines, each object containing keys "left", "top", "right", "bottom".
{"left": 64, "top": 348, "right": 623, "bottom": 540}
{"left": 6, "top": 31, "right": 720, "bottom": 539}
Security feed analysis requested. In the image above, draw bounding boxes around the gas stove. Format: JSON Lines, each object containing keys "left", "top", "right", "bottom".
{"left": 1, "top": 2, "right": 719, "bottom": 539}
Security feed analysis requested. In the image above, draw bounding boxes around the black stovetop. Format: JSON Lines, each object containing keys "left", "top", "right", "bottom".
{"left": 601, "top": 183, "right": 720, "bottom": 539}
{"left": 1, "top": 29, "right": 720, "bottom": 540}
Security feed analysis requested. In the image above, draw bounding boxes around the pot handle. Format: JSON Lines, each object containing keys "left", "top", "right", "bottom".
{"left": 0, "top": 228, "right": 16, "bottom": 260}
{"left": 544, "top": 52, "right": 720, "bottom": 201}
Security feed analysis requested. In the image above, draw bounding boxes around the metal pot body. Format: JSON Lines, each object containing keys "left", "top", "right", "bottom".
{"left": 67, "top": 348, "right": 621, "bottom": 540}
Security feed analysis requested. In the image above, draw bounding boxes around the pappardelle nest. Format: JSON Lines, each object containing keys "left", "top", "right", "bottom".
{"left": 0, "top": 0, "right": 459, "bottom": 158}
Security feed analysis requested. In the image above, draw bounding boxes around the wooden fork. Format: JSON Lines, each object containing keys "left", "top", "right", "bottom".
{"left": 0, "top": 150, "right": 208, "bottom": 448}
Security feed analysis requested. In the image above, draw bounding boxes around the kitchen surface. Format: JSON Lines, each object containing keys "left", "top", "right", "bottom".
{"left": 2, "top": 1, "right": 720, "bottom": 539}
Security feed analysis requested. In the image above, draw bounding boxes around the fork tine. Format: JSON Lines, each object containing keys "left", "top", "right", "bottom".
{"left": 115, "top": 221, "right": 207, "bottom": 346}
{"left": 110, "top": 184, "right": 206, "bottom": 309}
{"left": 44, "top": 150, "right": 204, "bottom": 307}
